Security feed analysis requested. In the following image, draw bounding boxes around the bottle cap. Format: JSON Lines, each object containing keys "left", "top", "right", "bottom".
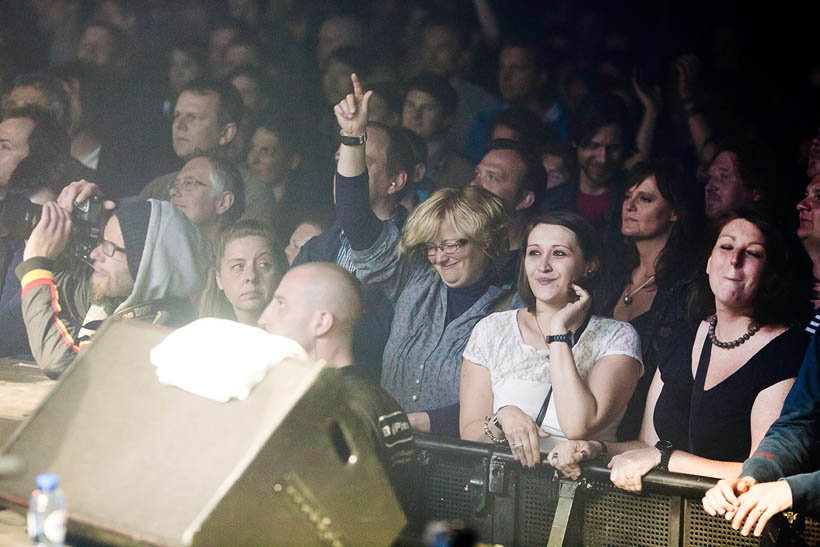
{"left": 35, "top": 473, "right": 59, "bottom": 492}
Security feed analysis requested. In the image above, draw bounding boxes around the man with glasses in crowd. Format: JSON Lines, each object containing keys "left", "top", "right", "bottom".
{"left": 168, "top": 155, "right": 244, "bottom": 245}
{"left": 16, "top": 181, "right": 210, "bottom": 378}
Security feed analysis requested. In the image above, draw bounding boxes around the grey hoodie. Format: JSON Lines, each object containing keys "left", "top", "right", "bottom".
{"left": 18, "top": 199, "right": 211, "bottom": 378}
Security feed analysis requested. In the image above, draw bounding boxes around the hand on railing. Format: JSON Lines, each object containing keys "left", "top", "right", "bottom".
{"left": 607, "top": 446, "right": 660, "bottom": 492}
{"left": 494, "top": 405, "right": 549, "bottom": 468}
{"left": 703, "top": 477, "right": 792, "bottom": 537}
{"left": 547, "top": 440, "right": 602, "bottom": 479}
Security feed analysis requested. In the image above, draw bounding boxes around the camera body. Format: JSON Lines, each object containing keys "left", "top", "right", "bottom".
{"left": 0, "top": 194, "right": 104, "bottom": 261}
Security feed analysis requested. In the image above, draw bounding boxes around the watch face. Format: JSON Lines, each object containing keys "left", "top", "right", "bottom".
{"left": 656, "top": 440, "right": 673, "bottom": 450}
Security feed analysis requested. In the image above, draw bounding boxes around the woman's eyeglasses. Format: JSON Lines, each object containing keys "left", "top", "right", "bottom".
{"left": 425, "top": 239, "right": 468, "bottom": 257}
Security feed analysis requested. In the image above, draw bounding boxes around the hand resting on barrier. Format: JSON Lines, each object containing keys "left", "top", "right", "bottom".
{"left": 703, "top": 477, "right": 792, "bottom": 537}
{"left": 547, "top": 439, "right": 604, "bottom": 479}
{"left": 495, "top": 405, "right": 550, "bottom": 468}
{"left": 607, "top": 446, "right": 662, "bottom": 492}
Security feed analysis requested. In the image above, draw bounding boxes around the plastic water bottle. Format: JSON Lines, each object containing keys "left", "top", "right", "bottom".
{"left": 27, "top": 473, "right": 67, "bottom": 546}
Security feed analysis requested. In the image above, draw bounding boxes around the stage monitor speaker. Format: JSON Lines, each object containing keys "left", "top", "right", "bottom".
{"left": 0, "top": 320, "right": 405, "bottom": 546}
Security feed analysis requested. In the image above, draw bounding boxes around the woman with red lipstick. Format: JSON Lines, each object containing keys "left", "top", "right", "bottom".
{"left": 459, "top": 211, "right": 643, "bottom": 467}
{"left": 549, "top": 210, "right": 811, "bottom": 491}
{"left": 199, "top": 220, "right": 288, "bottom": 325}
{"left": 595, "top": 159, "right": 703, "bottom": 441}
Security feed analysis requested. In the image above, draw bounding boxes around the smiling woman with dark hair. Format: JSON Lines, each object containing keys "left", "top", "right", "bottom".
{"left": 460, "top": 211, "right": 643, "bottom": 467}
{"left": 550, "top": 210, "right": 810, "bottom": 491}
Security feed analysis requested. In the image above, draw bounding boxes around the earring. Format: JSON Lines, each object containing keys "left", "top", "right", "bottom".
{"left": 390, "top": 181, "right": 397, "bottom": 187}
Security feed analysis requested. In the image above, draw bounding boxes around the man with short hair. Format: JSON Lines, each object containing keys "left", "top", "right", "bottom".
{"left": 543, "top": 94, "right": 633, "bottom": 239}
{"left": 294, "top": 122, "right": 412, "bottom": 269}
{"left": 470, "top": 139, "right": 544, "bottom": 213}
{"left": 16, "top": 184, "right": 210, "bottom": 378}
{"left": 169, "top": 155, "right": 245, "bottom": 243}
{"left": 2, "top": 72, "right": 70, "bottom": 128}
{"left": 138, "top": 78, "right": 274, "bottom": 225}
{"left": 293, "top": 121, "right": 414, "bottom": 379}
{"left": 257, "top": 262, "right": 415, "bottom": 510}
{"left": 402, "top": 73, "right": 473, "bottom": 192}
{"left": 416, "top": 18, "right": 500, "bottom": 151}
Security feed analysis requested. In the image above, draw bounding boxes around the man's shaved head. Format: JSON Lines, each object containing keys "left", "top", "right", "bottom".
{"left": 258, "top": 262, "right": 362, "bottom": 354}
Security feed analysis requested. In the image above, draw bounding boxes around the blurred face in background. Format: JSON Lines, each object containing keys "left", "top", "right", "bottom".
{"left": 576, "top": 123, "right": 625, "bottom": 188}
{"left": 402, "top": 89, "right": 447, "bottom": 139}
{"left": 169, "top": 48, "right": 202, "bottom": 95}
{"left": 705, "top": 151, "right": 755, "bottom": 219}
{"left": 420, "top": 25, "right": 460, "bottom": 77}
{"left": 498, "top": 46, "right": 542, "bottom": 105}
{"left": 285, "top": 222, "right": 323, "bottom": 264}
{"left": 247, "top": 127, "right": 289, "bottom": 186}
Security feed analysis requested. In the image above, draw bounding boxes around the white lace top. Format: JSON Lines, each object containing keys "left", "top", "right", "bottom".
{"left": 463, "top": 310, "right": 642, "bottom": 448}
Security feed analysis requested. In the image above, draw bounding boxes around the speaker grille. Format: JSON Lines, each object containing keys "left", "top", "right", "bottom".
{"left": 518, "top": 468, "right": 559, "bottom": 546}
{"left": 421, "top": 456, "right": 476, "bottom": 522}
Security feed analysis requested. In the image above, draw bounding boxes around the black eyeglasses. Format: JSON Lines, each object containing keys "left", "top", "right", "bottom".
{"left": 424, "top": 239, "right": 468, "bottom": 257}
{"left": 100, "top": 239, "right": 127, "bottom": 258}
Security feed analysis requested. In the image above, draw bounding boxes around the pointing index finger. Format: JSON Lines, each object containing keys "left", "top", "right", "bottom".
{"left": 351, "top": 73, "right": 363, "bottom": 100}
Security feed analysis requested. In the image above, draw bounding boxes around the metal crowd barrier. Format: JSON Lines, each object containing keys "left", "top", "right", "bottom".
{"left": 400, "top": 434, "right": 820, "bottom": 546}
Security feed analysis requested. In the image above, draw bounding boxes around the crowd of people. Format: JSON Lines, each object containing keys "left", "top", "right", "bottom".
{"left": 1, "top": 0, "right": 820, "bottom": 538}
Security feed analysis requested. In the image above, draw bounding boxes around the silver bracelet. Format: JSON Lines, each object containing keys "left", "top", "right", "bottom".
{"left": 483, "top": 415, "right": 507, "bottom": 444}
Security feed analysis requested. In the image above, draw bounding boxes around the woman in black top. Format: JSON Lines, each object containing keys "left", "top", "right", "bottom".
{"left": 548, "top": 210, "right": 810, "bottom": 491}
{"left": 594, "top": 159, "right": 703, "bottom": 440}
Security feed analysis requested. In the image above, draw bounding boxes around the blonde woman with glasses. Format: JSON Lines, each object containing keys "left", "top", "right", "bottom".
{"left": 333, "top": 74, "right": 516, "bottom": 435}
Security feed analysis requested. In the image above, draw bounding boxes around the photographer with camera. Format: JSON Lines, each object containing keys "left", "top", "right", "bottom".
{"left": 16, "top": 180, "right": 211, "bottom": 378}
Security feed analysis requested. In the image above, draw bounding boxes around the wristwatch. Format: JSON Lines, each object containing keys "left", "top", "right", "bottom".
{"left": 655, "top": 440, "right": 673, "bottom": 472}
{"left": 546, "top": 332, "right": 573, "bottom": 346}
{"left": 340, "top": 132, "right": 367, "bottom": 146}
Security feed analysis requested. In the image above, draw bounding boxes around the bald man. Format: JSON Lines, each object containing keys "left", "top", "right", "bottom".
{"left": 258, "top": 262, "right": 362, "bottom": 366}
{"left": 258, "top": 262, "right": 416, "bottom": 511}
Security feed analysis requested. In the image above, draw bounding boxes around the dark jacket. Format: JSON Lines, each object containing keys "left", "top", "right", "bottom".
{"left": 293, "top": 210, "right": 408, "bottom": 383}
{"left": 741, "top": 335, "right": 820, "bottom": 515}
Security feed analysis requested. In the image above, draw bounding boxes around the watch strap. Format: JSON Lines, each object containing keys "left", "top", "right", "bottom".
{"left": 655, "top": 440, "right": 673, "bottom": 471}
{"left": 546, "top": 332, "right": 573, "bottom": 345}
{"left": 340, "top": 132, "right": 367, "bottom": 146}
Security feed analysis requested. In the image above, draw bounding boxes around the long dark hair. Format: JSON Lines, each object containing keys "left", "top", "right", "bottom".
{"left": 688, "top": 209, "right": 813, "bottom": 326}
{"left": 619, "top": 159, "right": 704, "bottom": 287}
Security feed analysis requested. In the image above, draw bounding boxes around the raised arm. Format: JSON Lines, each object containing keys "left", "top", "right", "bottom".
{"left": 17, "top": 203, "right": 91, "bottom": 378}
{"left": 548, "top": 286, "right": 642, "bottom": 438}
{"left": 676, "top": 54, "right": 714, "bottom": 164}
{"left": 624, "top": 67, "right": 661, "bottom": 169}
{"left": 335, "top": 73, "right": 371, "bottom": 179}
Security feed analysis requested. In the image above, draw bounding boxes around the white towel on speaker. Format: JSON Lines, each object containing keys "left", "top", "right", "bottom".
{"left": 150, "top": 318, "right": 308, "bottom": 402}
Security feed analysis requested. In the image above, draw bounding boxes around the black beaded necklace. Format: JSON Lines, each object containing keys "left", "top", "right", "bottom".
{"left": 708, "top": 315, "right": 761, "bottom": 349}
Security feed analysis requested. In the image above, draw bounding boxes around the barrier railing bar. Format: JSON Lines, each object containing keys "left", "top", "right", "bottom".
{"left": 415, "top": 434, "right": 719, "bottom": 498}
